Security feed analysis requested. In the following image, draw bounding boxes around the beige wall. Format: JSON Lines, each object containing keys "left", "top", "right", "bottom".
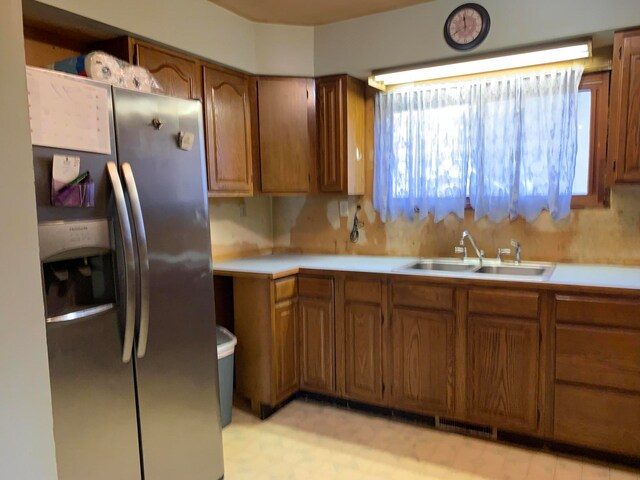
{"left": 0, "top": 0, "right": 58, "bottom": 478}
{"left": 314, "top": 0, "right": 640, "bottom": 78}
{"left": 254, "top": 23, "right": 314, "bottom": 76}
{"left": 209, "top": 196, "right": 274, "bottom": 261}
{"left": 35, "top": 0, "right": 315, "bottom": 76}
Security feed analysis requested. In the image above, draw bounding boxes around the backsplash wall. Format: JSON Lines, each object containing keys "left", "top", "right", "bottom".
{"left": 209, "top": 186, "right": 640, "bottom": 265}
{"left": 209, "top": 196, "right": 273, "bottom": 261}
{"left": 271, "top": 187, "right": 640, "bottom": 265}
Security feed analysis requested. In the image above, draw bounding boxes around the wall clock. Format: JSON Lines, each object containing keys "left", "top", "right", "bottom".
{"left": 444, "top": 3, "right": 490, "bottom": 51}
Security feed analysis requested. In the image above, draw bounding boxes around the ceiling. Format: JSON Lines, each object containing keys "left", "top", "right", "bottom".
{"left": 208, "top": 0, "right": 435, "bottom": 26}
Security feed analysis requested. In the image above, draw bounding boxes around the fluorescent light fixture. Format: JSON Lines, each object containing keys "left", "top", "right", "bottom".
{"left": 373, "top": 41, "right": 591, "bottom": 86}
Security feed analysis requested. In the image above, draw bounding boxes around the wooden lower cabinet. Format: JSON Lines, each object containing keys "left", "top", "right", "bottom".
{"left": 230, "top": 272, "right": 640, "bottom": 458}
{"left": 552, "top": 293, "right": 640, "bottom": 456}
{"left": 554, "top": 383, "right": 640, "bottom": 456}
{"left": 466, "top": 315, "right": 539, "bottom": 432}
{"left": 273, "top": 299, "right": 299, "bottom": 401}
{"left": 233, "top": 276, "right": 299, "bottom": 414}
{"left": 343, "top": 302, "right": 384, "bottom": 403}
{"left": 556, "top": 324, "right": 640, "bottom": 392}
{"left": 391, "top": 307, "right": 455, "bottom": 415}
{"left": 299, "top": 297, "right": 334, "bottom": 394}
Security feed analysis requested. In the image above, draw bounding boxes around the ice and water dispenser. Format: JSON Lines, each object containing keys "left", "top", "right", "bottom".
{"left": 38, "top": 219, "right": 116, "bottom": 322}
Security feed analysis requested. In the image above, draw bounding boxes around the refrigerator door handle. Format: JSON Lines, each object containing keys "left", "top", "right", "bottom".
{"left": 121, "top": 162, "right": 150, "bottom": 359}
{"left": 107, "top": 162, "right": 136, "bottom": 364}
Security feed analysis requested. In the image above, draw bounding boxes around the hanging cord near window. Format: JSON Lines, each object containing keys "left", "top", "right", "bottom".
{"left": 350, "top": 205, "right": 363, "bottom": 243}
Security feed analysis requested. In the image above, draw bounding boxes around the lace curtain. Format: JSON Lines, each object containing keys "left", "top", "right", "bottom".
{"left": 373, "top": 65, "right": 584, "bottom": 223}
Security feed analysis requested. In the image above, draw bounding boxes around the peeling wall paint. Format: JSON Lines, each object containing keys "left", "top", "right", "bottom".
{"left": 209, "top": 196, "right": 274, "bottom": 261}
{"left": 271, "top": 187, "right": 640, "bottom": 265}
{"left": 211, "top": 182, "right": 640, "bottom": 266}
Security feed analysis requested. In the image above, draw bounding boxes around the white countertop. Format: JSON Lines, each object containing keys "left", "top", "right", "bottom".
{"left": 213, "top": 254, "right": 640, "bottom": 292}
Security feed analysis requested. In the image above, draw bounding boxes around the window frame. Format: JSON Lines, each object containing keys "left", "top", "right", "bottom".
{"left": 571, "top": 71, "right": 610, "bottom": 209}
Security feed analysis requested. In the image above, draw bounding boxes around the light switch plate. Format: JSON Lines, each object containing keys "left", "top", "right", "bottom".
{"left": 339, "top": 200, "right": 349, "bottom": 218}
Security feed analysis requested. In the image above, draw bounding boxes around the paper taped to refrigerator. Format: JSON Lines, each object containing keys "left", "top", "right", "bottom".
{"left": 26, "top": 67, "right": 111, "bottom": 154}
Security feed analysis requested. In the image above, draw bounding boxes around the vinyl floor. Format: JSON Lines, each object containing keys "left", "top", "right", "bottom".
{"left": 222, "top": 400, "right": 639, "bottom": 480}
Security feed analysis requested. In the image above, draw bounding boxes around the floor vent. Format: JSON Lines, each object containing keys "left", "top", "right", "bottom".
{"left": 435, "top": 416, "right": 496, "bottom": 439}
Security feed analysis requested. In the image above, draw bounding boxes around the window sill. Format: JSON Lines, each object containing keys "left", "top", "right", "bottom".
{"left": 461, "top": 195, "right": 610, "bottom": 211}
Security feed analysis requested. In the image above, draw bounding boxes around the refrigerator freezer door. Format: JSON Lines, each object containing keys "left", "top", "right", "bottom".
{"left": 112, "top": 89, "right": 224, "bottom": 480}
{"left": 46, "top": 309, "right": 142, "bottom": 480}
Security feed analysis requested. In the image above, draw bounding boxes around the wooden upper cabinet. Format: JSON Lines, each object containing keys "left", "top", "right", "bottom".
{"left": 257, "top": 77, "right": 316, "bottom": 194}
{"left": 391, "top": 307, "right": 455, "bottom": 416}
{"left": 316, "top": 75, "right": 365, "bottom": 194}
{"left": 202, "top": 64, "right": 253, "bottom": 196}
{"left": 467, "top": 315, "right": 539, "bottom": 432}
{"left": 609, "top": 28, "right": 640, "bottom": 183}
{"left": 135, "top": 41, "right": 200, "bottom": 100}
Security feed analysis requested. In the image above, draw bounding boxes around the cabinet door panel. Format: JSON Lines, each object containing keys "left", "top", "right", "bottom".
{"left": 554, "top": 383, "right": 640, "bottom": 456}
{"left": 203, "top": 65, "right": 252, "bottom": 194}
{"left": 610, "top": 30, "right": 640, "bottom": 182}
{"left": 135, "top": 42, "right": 199, "bottom": 100}
{"left": 467, "top": 315, "right": 539, "bottom": 432}
{"left": 555, "top": 294, "right": 640, "bottom": 329}
{"left": 299, "top": 298, "right": 334, "bottom": 394}
{"left": 623, "top": 52, "right": 640, "bottom": 180}
{"left": 258, "top": 77, "right": 313, "bottom": 193}
{"left": 556, "top": 324, "right": 640, "bottom": 392}
{"left": 273, "top": 300, "right": 298, "bottom": 403}
{"left": 317, "top": 77, "right": 344, "bottom": 192}
{"left": 391, "top": 308, "right": 455, "bottom": 415}
{"left": 344, "top": 303, "right": 383, "bottom": 403}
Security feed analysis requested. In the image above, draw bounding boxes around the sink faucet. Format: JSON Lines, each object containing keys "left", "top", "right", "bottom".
{"left": 510, "top": 239, "right": 522, "bottom": 264}
{"left": 496, "top": 248, "right": 511, "bottom": 262}
{"left": 454, "top": 246, "right": 467, "bottom": 260}
{"left": 460, "top": 231, "right": 484, "bottom": 264}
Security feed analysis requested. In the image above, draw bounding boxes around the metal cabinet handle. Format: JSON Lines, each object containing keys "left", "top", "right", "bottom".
{"left": 107, "top": 162, "right": 136, "bottom": 364}
{"left": 121, "top": 163, "right": 150, "bottom": 359}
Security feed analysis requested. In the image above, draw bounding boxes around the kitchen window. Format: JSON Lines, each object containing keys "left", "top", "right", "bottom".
{"left": 571, "top": 71, "right": 610, "bottom": 208}
{"left": 373, "top": 65, "right": 608, "bottom": 223}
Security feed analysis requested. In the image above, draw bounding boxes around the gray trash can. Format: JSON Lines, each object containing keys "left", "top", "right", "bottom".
{"left": 216, "top": 326, "right": 237, "bottom": 428}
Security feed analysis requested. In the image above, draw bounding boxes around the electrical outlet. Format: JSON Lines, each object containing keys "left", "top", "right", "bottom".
{"left": 339, "top": 200, "right": 349, "bottom": 218}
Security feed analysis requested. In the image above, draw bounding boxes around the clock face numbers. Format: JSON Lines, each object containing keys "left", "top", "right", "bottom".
{"left": 444, "top": 3, "right": 490, "bottom": 51}
{"left": 449, "top": 8, "right": 483, "bottom": 45}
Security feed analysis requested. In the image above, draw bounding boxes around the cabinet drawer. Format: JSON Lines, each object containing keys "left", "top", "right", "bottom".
{"left": 392, "top": 283, "right": 454, "bottom": 311}
{"left": 274, "top": 277, "right": 297, "bottom": 302}
{"left": 554, "top": 383, "right": 640, "bottom": 456}
{"left": 555, "top": 295, "right": 640, "bottom": 329}
{"left": 468, "top": 289, "right": 539, "bottom": 319}
{"left": 345, "top": 278, "right": 381, "bottom": 304}
{"left": 556, "top": 325, "right": 640, "bottom": 392}
{"left": 298, "top": 276, "right": 332, "bottom": 299}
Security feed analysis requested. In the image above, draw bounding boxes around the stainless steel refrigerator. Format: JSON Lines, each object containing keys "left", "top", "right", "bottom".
{"left": 28, "top": 67, "right": 224, "bottom": 480}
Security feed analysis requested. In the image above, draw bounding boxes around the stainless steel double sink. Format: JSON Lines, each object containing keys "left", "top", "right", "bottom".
{"left": 399, "top": 258, "right": 555, "bottom": 278}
